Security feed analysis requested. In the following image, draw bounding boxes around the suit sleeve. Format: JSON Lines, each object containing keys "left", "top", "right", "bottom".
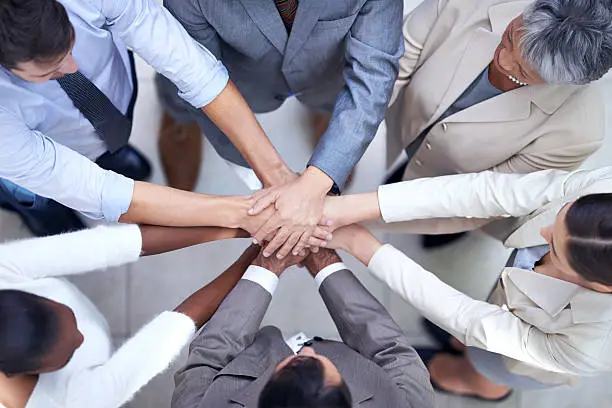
{"left": 171, "top": 280, "right": 272, "bottom": 408}
{"left": 163, "top": 0, "right": 222, "bottom": 58}
{"left": 308, "top": 0, "right": 404, "bottom": 190}
{"left": 368, "top": 245, "right": 610, "bottom": 376}
{"left": 318, "top": 269, "right": 435, "bottom": 407}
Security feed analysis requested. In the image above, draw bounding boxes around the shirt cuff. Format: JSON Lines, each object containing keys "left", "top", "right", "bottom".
{"left": 242, "top": 265, "right": 279, "bottom": 295}
{"left": 314, "top": 262, "right": 347, "bottom": 289}
{"left": 100, "top": 171, "right": 134, "bottom": 222}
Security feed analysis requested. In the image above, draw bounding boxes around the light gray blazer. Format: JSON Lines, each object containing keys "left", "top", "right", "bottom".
{"left": 162, "top": 0, "right": 403, "bottom": 189}
{"left": 171, "top": 269, "right": 434, "bottom": 408}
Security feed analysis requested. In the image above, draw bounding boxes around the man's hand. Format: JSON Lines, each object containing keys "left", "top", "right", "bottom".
{"left": 251, "top": 246, "right": 309, "bottom": 277}
{"left": 248, "top": 166, "right": 335, "bottom": 259}
{"left": 303, "top": 248, "right": 343, "bottom": 278}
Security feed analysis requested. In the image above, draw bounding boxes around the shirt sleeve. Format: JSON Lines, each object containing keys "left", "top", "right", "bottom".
{"left": 377, "top": 169, "right": 575, "bottom": 223}
{"left": 314, "top": 262, "right": 347, "bottom": 289}
{"left": 0, "top": 108, "right": 133, "bottom": 221}
{"left": 308, "top": 0, "right": 404, "bottom": 190}
{"left": 0, "top": 224, "right": 142, "bottom": 284}
{"left": 242, "top": 265, "right": 279, "bottom": 295}
{"left": 367, "top": 245, "right": 600, "bottom": 376}
{"left": 57, "top": 312, "right": 195, "bottom": 408}
{"left": 87, "top": 0, "right": 228, "bottom": 108}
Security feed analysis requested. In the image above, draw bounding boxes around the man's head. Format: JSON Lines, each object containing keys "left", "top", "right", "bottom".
{"left": 258, "top": 346, "right": 351, "bottom": 408}
{"left": 0, "top": 0, "right": 77, "bottom": 82}
{"left": 0, "top": 290, "right": 84, "bottom": 376}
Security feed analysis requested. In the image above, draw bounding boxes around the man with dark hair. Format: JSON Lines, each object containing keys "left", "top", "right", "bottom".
{"left": 0, "top": 0, "right": 295, "bottom": 237}
{"left": 171, "top": 248, "right": 434, "bottom": 408}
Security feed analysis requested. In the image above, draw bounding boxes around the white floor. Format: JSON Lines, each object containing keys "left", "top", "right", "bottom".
{"left": 1, "top": 1, "right": 612, "bottom": 406}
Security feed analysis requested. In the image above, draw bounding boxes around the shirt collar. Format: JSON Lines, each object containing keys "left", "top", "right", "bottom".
{"left": 506, "top": 267, "right": 612, "bottom": 322}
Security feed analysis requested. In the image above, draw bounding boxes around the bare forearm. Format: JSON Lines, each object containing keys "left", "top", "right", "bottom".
{"left": 139, "top": 225, "right": 248, "bottom": 256}
{"left": 174, "top": 245, "right": 258, "bottom": 328}
{"left": 119, "top": 181, "right": 250, "bottom": 228}
{"left": 201, "top": 81, "right": 291, "bottom": 186}
{"left": 325, "top": 192, "right": 381, "bottom": 227}
{"left": 342, "top": 228, "right": 383, "bottom": 265}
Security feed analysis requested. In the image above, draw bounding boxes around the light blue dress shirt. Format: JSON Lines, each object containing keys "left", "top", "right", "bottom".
{"left": 0, "top": 0, "right": 229, "bottom": 221}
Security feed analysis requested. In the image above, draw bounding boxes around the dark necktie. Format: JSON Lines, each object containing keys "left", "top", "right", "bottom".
{"left": 274, "top": 0, "right": 298, "bottom": 30}
{"left": 57, "top": 72, "right": 132, "bottom": 153}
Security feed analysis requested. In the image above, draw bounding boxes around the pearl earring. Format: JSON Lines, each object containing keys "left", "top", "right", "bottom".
{"left": 507, "top": 74, "right": 528, "bottom": 86}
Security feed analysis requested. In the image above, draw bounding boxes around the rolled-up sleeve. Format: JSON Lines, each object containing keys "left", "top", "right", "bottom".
{"left": 0, "top": 108, "right": 133, "bottom": 221}
{"left": 89, "top": 0, "right": 229, "bottom": 108}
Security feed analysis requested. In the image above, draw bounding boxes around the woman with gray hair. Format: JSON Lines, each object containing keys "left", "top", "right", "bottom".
{"left": 386, "top": 0, "right": 612, "bottom": 248}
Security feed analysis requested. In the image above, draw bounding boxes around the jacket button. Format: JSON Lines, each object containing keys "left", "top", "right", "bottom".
{"left": 425, "top": 142, "right": 432, "bottom": 150}
{"left": 442, "top": 123, "right": 448, "bottom": 131}
{"left": 415, "top": 159, "right": 423, "bottom": 166}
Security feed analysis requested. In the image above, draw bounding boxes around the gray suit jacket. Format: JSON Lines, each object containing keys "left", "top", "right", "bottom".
{"left": 171, "top": 269, "right": 434, "bottom": 408}
{"left": 162, "top": 0, "right": 403, "bottom": 189}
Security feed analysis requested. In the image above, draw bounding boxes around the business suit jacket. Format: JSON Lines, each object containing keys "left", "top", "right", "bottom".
{"left": 161, "top": 0, "right": 403, "bottom": 188}
{"left": 371, "top": 167, "right": 612, "bottom": 385}
{"left": 171, "top": 269, "right": 434, "bottom": 408}
{"left": 386, "top": 0, "right": 606, "bottom": 181}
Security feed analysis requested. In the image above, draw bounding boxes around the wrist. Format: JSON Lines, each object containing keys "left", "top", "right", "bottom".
{"left": 228, "top": 196, "right": 254, "bottom": 230}
{"left": 262, "top": 163, "right": 295, "bottom": 187}
{"left": 303, "top": 166, "right": 334, "bottom": 194}
{"left": 251, "top": 256, "right": 283, "bottom": 276}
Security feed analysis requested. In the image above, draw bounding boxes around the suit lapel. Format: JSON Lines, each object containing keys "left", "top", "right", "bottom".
{"left": 427, "top": 28, "right": 500, "bottom": 128}
{"left": 238, "top": 0, "right": 289, "bottom": 55}
{"left": 283, "top": 2, "right": 323, "bottom": 66}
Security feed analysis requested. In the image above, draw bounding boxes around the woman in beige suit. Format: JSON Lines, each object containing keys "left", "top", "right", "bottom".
{"left": 386, "top": 0, "right": 612, "bottom": 247}
{"left": 322, "top": 167, "right": 612, "bottom": 400}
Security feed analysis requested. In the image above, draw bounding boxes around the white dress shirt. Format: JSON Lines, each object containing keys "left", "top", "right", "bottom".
{"left": 0, "top": 0, "right": 228, "bottom": 221}
{"left": 0, "top": 225, "right": 196, "bottom": 408}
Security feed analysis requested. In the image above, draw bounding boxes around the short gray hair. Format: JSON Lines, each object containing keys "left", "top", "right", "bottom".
{"left": 521, "top": 0, "right": 612, "bottom": 85}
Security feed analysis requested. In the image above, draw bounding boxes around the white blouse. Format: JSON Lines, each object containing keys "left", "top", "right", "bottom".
{"left": 0, "top": 225, "right": 196, "bottom": 408}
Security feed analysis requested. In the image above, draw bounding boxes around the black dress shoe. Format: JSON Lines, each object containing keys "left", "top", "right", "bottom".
{"left": 421, "top": 232, "right": 467, "bottom": 249}
{"left": 383, "top": 159, "right": 409, "bottom": 185}
{"left": 96, "top": 144, "right": 152, "bottom": 181}
{"left": 0, "top": 185, "right": 85, "bottom": 237}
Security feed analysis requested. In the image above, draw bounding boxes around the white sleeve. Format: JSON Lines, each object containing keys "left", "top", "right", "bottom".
{"left": 85, "top": 0, "right": 228, "bottom": 108}
{"left": 368, "top": 245, "right": 598, "bottom": 375}
{"left": 377, "top": 169, "right": 582, "bottom": 223}
{"left": 0, "top": 225, "right": 142, "bottom": 284}
{"left": 62, "top": 312, "right": 196, "bottom": 408}
{"left": 242, "top": 265, "right": 279, "bottom": 295}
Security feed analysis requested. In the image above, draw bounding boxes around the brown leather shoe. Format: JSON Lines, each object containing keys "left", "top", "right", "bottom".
{"left": 158, "top": 111, "right": 202, "bottom": 191}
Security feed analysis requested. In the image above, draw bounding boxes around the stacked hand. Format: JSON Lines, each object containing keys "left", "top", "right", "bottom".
{"left": 247, "top": 166, "right": 335, "bottom": 259}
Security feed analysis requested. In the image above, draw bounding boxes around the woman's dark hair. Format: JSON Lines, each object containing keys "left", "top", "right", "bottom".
{"left": 258, "top": 356, "right": 351, "bottom": 408}
{"left": 0, "top": 290, "right": 61, "bottom": 376}
{"left": 0, "top": 0, "right": 74, "bottom": 69}
{"left": 564, "top": 193, "right": 612, "bottom": 285}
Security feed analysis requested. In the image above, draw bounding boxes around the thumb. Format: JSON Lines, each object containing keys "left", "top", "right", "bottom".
{"left": 248, "top": 190, "right": 279, "bottom": 215}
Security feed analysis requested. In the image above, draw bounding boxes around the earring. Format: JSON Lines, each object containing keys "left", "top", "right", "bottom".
{"left": 507, "top": 74, "right": 528, "bottom": 86}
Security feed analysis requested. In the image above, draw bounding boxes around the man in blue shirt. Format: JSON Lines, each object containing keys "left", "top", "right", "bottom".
{"left": 0, "top": 0, "right": 296, "bottom": 236}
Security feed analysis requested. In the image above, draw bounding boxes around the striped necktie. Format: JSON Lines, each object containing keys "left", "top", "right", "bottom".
{"left": 57, "top": 72, "right": 132, "bottom": 153}
{"left": 274, "top": 0, "right": 298, "bottom": 30}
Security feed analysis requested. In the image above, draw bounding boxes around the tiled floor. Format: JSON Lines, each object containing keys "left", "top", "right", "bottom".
{"left": 1, "top": 1, "right": 612, "bottom": 406}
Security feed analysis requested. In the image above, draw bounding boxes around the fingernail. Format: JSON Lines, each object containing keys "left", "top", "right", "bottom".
{"left": 263, "top": 252, "right": 270, "bottom": 257}
{"left": 327, "top": 233, "right": 333, "bottom": 240}
{"left": 276, "top": 253, "right": 283, "bottom": 259}
{"left": 252, "top": 238, "right": 258, "bottom": 244}
{"left": 326, "top": 220, "right": 333, "bottom": 226}
{"left": 321, "top": 241, "right": 327, "bottom": 247}
{"left": 248, "top": 208, "right": 254, "bottom": 215}
{"left": 293, "top": 251, "right": 298, "bottom": 256}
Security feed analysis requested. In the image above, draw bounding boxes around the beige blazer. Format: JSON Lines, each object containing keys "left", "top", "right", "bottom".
{"left": 369, "top": 167, "right": 612, "bottom": 385}
{"left": 386, "top": 0, "right": 606, "bottom": 180}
